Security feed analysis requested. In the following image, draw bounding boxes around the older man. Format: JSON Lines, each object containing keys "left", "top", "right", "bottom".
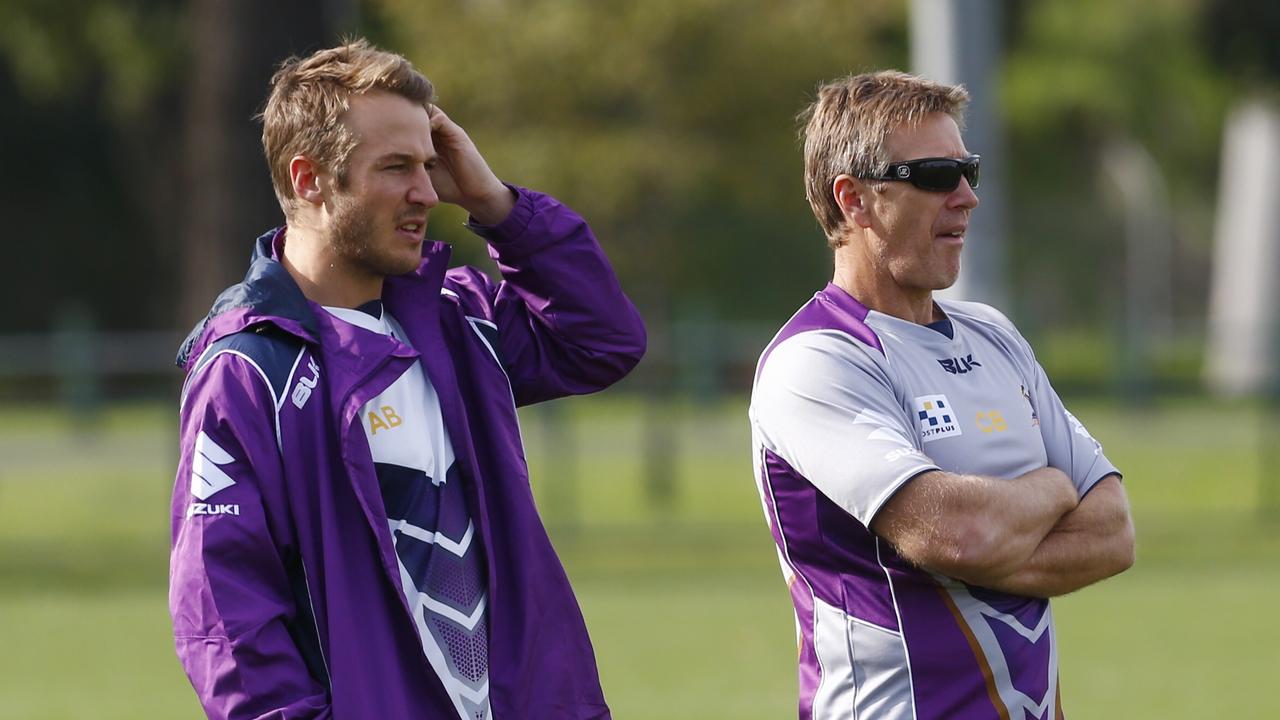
{"left": 749, "top": 71, "right": 1134, "bottom": 719}
{"left": 170, "top": 40, "right": 644, "bottom": 719}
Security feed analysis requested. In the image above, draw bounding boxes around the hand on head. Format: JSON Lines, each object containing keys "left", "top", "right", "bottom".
{"left": 426, "top": 106, "right": 515, "bottom": 225}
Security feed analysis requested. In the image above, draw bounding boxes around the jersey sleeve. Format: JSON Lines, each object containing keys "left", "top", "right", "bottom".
{"left": 171, "top": 353, "right": 332, "bottom": 719}
{"left": 1026, "top": 360, "right": 1121, "bottom": 498}
{"left": 751, "top": 330, "right": 940, "bottom": 526}
{"left": 953, "top": 301, "right": 1122, "bottom": 498}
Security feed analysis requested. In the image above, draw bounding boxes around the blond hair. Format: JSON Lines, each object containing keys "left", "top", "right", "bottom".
{"left": 799, "top": 70, "right": 969, "bottom": 247}
{"left": 260, "top": 38, "right": 436, "bottom": 216}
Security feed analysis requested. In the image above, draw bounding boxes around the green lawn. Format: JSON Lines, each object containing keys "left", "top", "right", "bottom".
{"left": 1, "top": 397, "right": 1277, "bottom": 718}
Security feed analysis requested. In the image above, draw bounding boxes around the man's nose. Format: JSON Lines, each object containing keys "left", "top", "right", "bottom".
{"left": 408, "top": 166, "right": 439, "bottom": 207}
{"left": 949, "top": 177, "right": 979, "bottom": 211}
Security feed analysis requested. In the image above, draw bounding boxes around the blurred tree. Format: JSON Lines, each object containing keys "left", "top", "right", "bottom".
{"left": 0, "top": 0, "right": 180, "bottom": 118}
{"left": 0, "top": 0, "right": 356, "bottom": 333}
{"left": 0, "top": 0, "right": 1258, "bottom": 376}
{"left": 179, "top": 0, "right": 356, "bottom": 328}
{"left": 369, "top": 0, "right": 908, "bottom": 326}
{"left": 0, "top": 0, "right": 185, "bottom": 333}
{"left": 1202, "top": 0, "right": 1280, "bottom": 88}
{"left": 1001, "top": 0, "right": 1230, "bottom": 337}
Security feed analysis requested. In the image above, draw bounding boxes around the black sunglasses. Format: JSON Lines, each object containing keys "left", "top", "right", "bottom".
{"left": 862, "top": 155, "right": 980, "bottom": 192}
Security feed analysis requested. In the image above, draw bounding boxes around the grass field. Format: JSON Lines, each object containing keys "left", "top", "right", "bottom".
{"left": 2, "top": 396, "right": 1278, "bottom": 718}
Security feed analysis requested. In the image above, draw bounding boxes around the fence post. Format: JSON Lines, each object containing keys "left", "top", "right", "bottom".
{"left": 53, "top": 303, "right": 101, "bottom": 429}
{"left": 641, "top": 311, "right": 678, "bottom": 513}
{"left": 535, "top": 401, "right": 580, "bottom": 534}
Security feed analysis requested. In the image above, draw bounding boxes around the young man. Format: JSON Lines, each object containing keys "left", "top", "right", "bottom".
{"left": 170, "top": 40, "right": 644, "bottom": 719}
{"left": 749, "top": 71, "right": 1135, "bottom": 719}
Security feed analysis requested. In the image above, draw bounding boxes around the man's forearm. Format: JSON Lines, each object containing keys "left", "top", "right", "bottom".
{"left": 939, "top": 466, "right": 1080, "bottom": 586}
{"left": 978, "top": 475, "right": 1135, "bottom": 598}
{"left": 875, "top": 466, "right": 1077, "bottom": 583}
{"left": 469, "top": 188, "right": 645, "bottom": 404}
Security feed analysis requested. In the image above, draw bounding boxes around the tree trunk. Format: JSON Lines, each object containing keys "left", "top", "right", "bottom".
{"left": 179, "top": 0, "right": 355, "bottom": 329}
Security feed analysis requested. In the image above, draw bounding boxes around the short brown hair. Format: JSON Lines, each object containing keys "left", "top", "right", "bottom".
{"left": 261, "top": 38, "right": 436, "bottom": 216}
{"left": 800, "top": 71, "right": 969, "bottom": 247}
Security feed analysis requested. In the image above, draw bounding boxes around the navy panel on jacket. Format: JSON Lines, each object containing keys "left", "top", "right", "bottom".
{"left": 194, "top": 327, "right": 304, "bottom": 407}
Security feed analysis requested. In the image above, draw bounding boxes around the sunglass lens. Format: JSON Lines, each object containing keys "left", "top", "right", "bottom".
{"left": 913, "top": 160, "right": 964, "bottom": 191}
{"left": 962, "top": 158, "right": 980, "bottom": 189}
{"left": 911, "top": 157, "right": 980, "bottom": 191}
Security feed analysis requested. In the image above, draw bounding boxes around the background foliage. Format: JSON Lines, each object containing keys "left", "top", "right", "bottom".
{"left": 2, "top": 0, "right": 1275, "bottom": 343}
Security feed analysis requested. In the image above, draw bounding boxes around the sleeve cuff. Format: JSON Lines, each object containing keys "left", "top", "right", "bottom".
{"left": 1079, "top": 470, "right": 1122, "bottom": 500}
{"left": 864, "top": 463, "right": 942, "bottom": 527}
{"left": 465, "top": 183, "right": 535, "bottom": 244}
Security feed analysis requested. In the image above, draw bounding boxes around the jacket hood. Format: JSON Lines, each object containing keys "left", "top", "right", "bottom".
{"left": 175, "top": 228, "right": 320, "bottom": 369}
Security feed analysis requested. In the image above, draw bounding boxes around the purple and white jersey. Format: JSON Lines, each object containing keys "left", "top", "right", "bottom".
{"left": 326, "top": 305, "right": 491, "bottom": 720}
{"left": 749, "top": 284, "right": 1119, "bottom": 720}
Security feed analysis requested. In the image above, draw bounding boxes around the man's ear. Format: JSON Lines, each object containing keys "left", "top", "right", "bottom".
{"left": 289, "top": 156, "right": 325, "bottom": 206}
{"left": 833, "top": 174, "right": 874, "bottom": 229}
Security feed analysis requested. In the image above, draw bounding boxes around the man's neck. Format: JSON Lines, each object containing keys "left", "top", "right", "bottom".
{"left": 832, "top": 243, "right": 939, "bottom": 326}
{"left": 280, "top": 223, "right": 383, "bottom": 309}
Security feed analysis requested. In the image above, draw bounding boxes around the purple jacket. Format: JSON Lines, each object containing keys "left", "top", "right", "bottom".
{"left": 170, "top": 188, "right": 645, "bottom": 719}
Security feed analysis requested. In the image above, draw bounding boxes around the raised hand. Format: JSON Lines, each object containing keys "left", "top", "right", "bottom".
{"left": 427, "top": 106, "right": 516, "bottom": 225}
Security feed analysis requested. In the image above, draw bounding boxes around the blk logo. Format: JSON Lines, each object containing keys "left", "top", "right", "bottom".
{"left": 938, "top": 354, "right": 982, "bottom": 375}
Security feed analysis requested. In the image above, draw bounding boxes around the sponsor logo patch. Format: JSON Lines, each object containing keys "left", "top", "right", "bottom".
{"left": 884, "top": 446, "right": 926, "bottom": 463}
{"left": 1065, "top": 410, "right": 1103, "bottom": 455}
{"left": 292, "top": 357, "right": 320, "bottom": 409}
{"left": 915, "top": 394, "right": 962, "bottom": 442}
{"left": 938, "top": 354, "right": 982, "bottom": 375}
{"left": 368, "top": 405, "right": 403, "bottom": 435}
{"left": 976, "top": 410, "right": 1008, "bottom": 433}
{"left": 191, "top": 431, "right": 236, "bottom": 500}
{"left": 187, "top": 502, "right": 241, "bottom": 517}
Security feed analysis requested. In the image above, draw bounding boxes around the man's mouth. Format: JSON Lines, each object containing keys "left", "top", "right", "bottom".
{"left": 397, "top": 220, "right": 427, "bottom": 238}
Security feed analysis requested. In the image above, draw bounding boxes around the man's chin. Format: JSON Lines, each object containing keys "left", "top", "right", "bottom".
{"left": 934, "top": 262, "right": 962, "bottom": 290}
{"left": 361, "top": 252, "right": 423, "bottom": 278}
{"left": 386, "top": 257, "right": 423, "bottom": 276}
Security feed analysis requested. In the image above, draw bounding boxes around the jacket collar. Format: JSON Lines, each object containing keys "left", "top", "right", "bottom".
{"left": 176, "top": 226, "right": 453, "bottom": 370}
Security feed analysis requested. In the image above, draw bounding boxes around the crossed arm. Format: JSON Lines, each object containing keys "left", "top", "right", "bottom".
{"left": 871, "top": 468, "right": 1134, "bottom": 598}
{"left": 982, "top": 474, "right": 1134, "bottom": 597}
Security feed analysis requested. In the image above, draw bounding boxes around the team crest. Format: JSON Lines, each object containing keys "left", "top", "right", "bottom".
{"left": 914, "top": 394, "right": 962, "bottom": 442}
{"left": 1021, "top": 384, "right": 1040, "bottom": 426}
